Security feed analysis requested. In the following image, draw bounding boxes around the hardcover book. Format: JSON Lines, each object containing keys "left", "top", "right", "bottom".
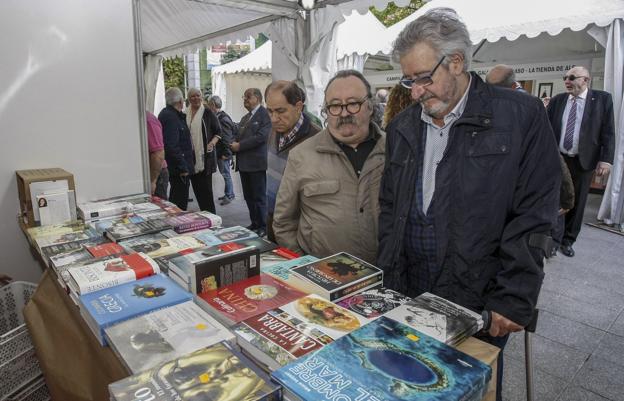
{"left": 166, "top": 211, "right": 223, "bottom": 233}
{"left": 68, "top": 252, "right": 160, "bottom": 295}
{"left": 26, "top": 220, "right": 86, "bottom": 241}
{"left": 105, "top": 217, "right": 172, "bottom": 243}
{"left": 85, "top": 242, "right": 126, "bottom": 258}
{"left": 337, "top": 287, "right": 411, "bottom": 319}
{"left": 105, "top": 301, "right": 235, "bottom": 373}
{"left": 168, "top": 245, "right": 260, "bottom": 294}
{"left": 119, "top": 235, "right": 205, "bottom": 259}
{"left": 108, "top": 342, "right": 281, "bottom": 401}
{"left": 34, "top": 227, "right": 99, "bottom": 252}
{"left": 289, "top": 252, "right": 383, "bottom": 302}
{"left": 79, "top": 274, "right": 192, "bottom": 345}
{"left": 197, "top": 274, "right": 307, "bottom": 327}
{"left": 384, "top": 292, "right": 484, "bottom": 346}
{"left": 271, "top": 316, "right": 492, "bottom": 401}
{"left": 233, "top": 294, "right": 366, "bottom": 371}
{"left": 40, "top": 237, "right": 107, "bottom": 268}
{"left": 261, "top": 255, "right": 318, "bottom": 283}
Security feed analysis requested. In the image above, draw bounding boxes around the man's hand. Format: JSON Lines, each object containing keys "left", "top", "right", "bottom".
{"left": 596, "top": 162, "right": 611, "bottom": 177}
{"left": 230, "top": 142, "right": 240, "bottom": 152}
{"left": 489, "top": 311, "right": 523, "bottom": 337}
{"left": 558, "top": 208, "right": 569, "bottom": 215}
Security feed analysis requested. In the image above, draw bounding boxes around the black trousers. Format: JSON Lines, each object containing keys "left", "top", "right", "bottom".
{"left": 562, "top": 155, "right": 594, "bottom": 245}
{"left": 239, "top": 171, "right": 267, "bottom": 230}
{"left": 168, "top": 172, "right": 216, "bottom": 213}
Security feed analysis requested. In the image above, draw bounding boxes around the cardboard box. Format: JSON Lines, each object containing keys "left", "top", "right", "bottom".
{"left": 16, "top": 168, "right": 75, "bottom": 228}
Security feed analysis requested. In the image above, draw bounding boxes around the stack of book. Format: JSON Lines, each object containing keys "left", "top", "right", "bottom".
{"left": 166, "top": 210, "right": 222, "bottom": 233}
{"left": 337, "top": 286, "right": 411, "bottom": 319}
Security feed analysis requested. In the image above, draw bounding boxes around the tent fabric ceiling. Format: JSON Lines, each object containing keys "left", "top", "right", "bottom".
{"left": 335, "top": 10, "right": 391, "bottom": 57}
{"left": 385, "top": 0, "right": 624, "bottom": 45}
{"left": 140, "top": 0, "right": 411, "bottom": 57}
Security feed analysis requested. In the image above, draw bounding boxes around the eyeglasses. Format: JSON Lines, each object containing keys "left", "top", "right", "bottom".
{"left": 400, "top": 56, "right": 446, "bottom": 89}
{"left": 563, "top": 75, "right": 588, "bottom": 82}
{"left": 324, "top": 96, "right": 369, "bottom": 116}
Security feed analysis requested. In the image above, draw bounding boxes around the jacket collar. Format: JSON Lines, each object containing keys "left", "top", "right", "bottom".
{"left": 166, "top": 104, "right": 185, "bottom": 118}
{"left": 316, "top": 122, "right": 385, "bottom": 155}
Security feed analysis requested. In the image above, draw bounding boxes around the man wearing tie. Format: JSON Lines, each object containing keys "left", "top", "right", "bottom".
{"left": 547, "top": 66, "right": 615, "bottom": 257}
{"left": 231, "top": 88, "right": 272, "bottom": 237}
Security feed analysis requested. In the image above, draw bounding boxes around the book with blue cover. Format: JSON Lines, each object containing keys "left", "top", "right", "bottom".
{"left": 79, "top": 274, "right": 192, "bottom": 346}
{"left": 271, "top": 316, "right": 492, "bottom": 401}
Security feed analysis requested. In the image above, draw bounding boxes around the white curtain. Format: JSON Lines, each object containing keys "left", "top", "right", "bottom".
{"left": 143, "top": 54, "right": 163, "bottom": 113}
{"left": 337, "top": 53, "right": 369, "bottom": 72}
{"left": 212, "top": 71, "right": 227, "bottom": 111}
{"left": 591, "top": 19, "right": 624, "bottom": 226}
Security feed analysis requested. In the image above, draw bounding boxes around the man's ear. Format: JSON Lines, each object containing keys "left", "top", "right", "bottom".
{"left": 448, "top": 54, "right": 465, "bottom": 76}
{"left": 295, "top": 101, "right": 304, "bottom": 113}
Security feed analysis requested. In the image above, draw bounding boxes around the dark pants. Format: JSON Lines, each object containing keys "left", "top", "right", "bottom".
{"left": 239, "top": 171, "right": 266, "bottom": 230}
{"left": 476, "top": 333, "right": 510, "bottom": 401}
{"left": 169, "top": 172, "right": 216, "bottom": 213}
{"left": 562, "top": 155, "right": 594, "bottom": 245}
{"left": 154, "top": 167, "right": 169, "bottom": 200}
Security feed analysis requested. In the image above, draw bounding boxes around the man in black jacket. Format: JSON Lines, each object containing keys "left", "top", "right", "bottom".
{"left": 231, "top": 88, "right": 272, "bottom": 236}
{"left": 377, "top": 8, "right": 560, "bottom": 400}
{"left": 547, "top": 66, "right": 615, "bottom": 257}
{"left": 206, "top": 95, "right": 235, "bottom": 205}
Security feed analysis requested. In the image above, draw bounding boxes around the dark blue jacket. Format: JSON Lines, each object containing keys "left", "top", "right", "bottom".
{"left": 235, "top": 105, "right": 272, "bottom": 172}
{"left": 377, "top": 73, "right": 560, "bottom": 326}
{"left": 158, "top": 105, "right": 194, "bottom": 175}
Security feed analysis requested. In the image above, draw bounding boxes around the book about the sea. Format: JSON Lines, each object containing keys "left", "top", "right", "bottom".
{"left": 337, "top": 286, "right": 411, "bottom": 319}
{"left": 289, "top": 252, "right": 383, "bottom": 302}
{"left": 108, "top": 342, "right": 281, "bottom": 401}
{"left": 384, "top": 292, "right": 484, "bottom": 346}
{"left": 197, "top": 274, "right": 307, "bottom": 327}
{"left": 271, "top": 316, "right": 492, "bottom": 401}
{"left": 68, "top": 252, "right": 160, "bottom": 295}
{"left": 105, "top": 300, "right": 235, "bottom": 373}
{"left": 79, "top": 274, "right": 192, "bottom": 346}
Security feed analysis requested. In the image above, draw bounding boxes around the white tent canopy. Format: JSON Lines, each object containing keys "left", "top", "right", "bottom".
{"left": 381, "top": 0, "right": 624, "bottom": 227}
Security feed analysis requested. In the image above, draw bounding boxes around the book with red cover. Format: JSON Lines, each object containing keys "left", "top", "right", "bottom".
{"left": 86, "top": 242, "right": 126, "bottom": 258}
{"left": 197, "top": 274, "right": 307, "bottom": 327}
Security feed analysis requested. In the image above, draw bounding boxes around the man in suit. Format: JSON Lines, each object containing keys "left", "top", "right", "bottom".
{"left": 231, "top": 88, "right": 272, "bottom": 236}
{"left": 547, "top": 66, "right": 615, "bottom": 257}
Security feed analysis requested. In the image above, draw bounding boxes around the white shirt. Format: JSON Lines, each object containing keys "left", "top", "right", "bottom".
{"left": 559, "top": 88, "right": 587, "bottom": 156}
{"left": 420, "top": 75, "right": 472, "bottom": 213}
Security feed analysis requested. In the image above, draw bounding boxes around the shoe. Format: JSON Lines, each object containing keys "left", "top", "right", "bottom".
{"left": 254, "top": 228, "right": 267, "bottom": 237}
{"left": 218, "top": 195, "right": 226, "bottom": 201}
{"left": 549, "top": 246, "right": 558, "bottom": 258}
{"left": 220, "top": 197, "right": 231, "bottom": 205}
{"left": 246, "top": 224, "right": 258, "bottom": 231}
{"left": 560, "top": 244, "right": 575, "bottom": 257}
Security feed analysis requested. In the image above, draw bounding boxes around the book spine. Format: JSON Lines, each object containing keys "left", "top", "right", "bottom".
{"left": 330, "top": 273, "right": 383, "bottom": 302}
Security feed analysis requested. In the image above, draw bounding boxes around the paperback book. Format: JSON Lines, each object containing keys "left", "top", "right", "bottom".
{"left": 34, "top": 227, "right": 99, "bottom": 252}
{"left": 105, "top": 300, "right": 235, "bottom": 373}
{"left": 108, "top": 342, "right": 281, "bottom": 401}
{"left": 26, "top": 221, "right": 86, "bottom": 246}
{"left": 168, "top": 245, "right": 260, "bottom": 294}
{"left": 259, "top": 247, "right": 300, "bottom": 269}
{"left": 104, "top": 217, "right": 172, "bottom": 242}
{"left": 197, "top": 274, "right": 307, "bottom": 327}
{"left": 120, "top": 235, "right": 205, "bottom": 259}
{"left": 233, "top": 294, "right": 367, "bottom": 371}
{"left": 260, "top": 255, "right": 318, "bottom": 283}
{"left": 78, "top": 200, "right": 133, "bottom": 221}
{"left": 190, "top": 226, "right": 258, "bottom": 246}
{"left": 337, "top": 286, "right": 411, "bottom": 319}
{"left": 40, "top": 237, "right": 107, "bottom": 268}
{"left": 271, "top": 316, "right": 492, "bottom": 401}
{"left": 384, "top": 292, "right": 484, "bottom": 346}
{"left": 79, "top": 274, "right": 192, "bottom": 345}
{"left": 166, "top": 210, "right": 223, "bottom": 233}
{"left": 68, "top": 252, "right": 160, "bottom": 295}
{"left": 288, "top": 252, "right": 383, "bottom": 302}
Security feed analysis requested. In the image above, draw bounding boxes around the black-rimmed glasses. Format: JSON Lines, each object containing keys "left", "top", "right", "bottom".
{"left": 399, "top": 56, "right": 446, "bottom": 89}
{"left": 563, "top": 75, "right": 588, "bottom": 82}
{"left": 324, "top": 96, "right": 369, "bottom": 116}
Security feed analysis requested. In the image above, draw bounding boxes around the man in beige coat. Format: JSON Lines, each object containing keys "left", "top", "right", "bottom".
{"left": 273, "top": 70, "right": 385, "bottom": 264}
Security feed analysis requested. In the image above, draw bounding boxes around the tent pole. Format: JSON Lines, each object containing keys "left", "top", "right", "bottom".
{"left": 133, "top": 0, "right": 151, "bottom": 195}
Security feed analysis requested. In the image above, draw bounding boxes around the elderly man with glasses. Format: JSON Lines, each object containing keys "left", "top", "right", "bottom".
{"left": 272, "top": 70, "right": 385, "bottom": 264}
{"left": 377, "top": 8, "right": 560, "bottom": 400}
{"left": 547, "top": 66, "right": 615, "bottom": 258}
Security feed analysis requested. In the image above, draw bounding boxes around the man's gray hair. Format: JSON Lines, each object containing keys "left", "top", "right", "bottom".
{"left": 165, "top": 87, "right": 184, "bottom": 106}
{"left": 207, "top": 95, "right": 222, "bottom": 109}
{"left": 187, "top": 87, "right": 202, "bottom": 98}
{"left": 392, "top": 8, "right": 472, "bottom": 72}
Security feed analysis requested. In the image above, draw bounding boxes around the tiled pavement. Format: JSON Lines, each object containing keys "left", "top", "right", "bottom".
{"left": 194, "top": 173, "right": 624, "bottom": 401}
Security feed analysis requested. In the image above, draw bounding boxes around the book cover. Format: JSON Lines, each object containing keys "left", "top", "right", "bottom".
{"left": 290, "top": 252, "right": 383, "bottom": 301}
{"left": 166, "top": 211, "right": 222, "bottom": 233}
{"left": 211, "top": 226, "right": 259, "bottom": 243}
{"left": 40, "top": 237, "right": 107, "bottom": 267}
{"left": 169, "top": 245, "right": 260, "bottom": 294}
{"left": 259, "top": 247, "right": 300, "bottom": 269}
{"left": 272, "top": 316, "right": 492, "bottom": 401}
{"left": 79, "top": 274, "right": 192, "bottom": 345}
{"left": 78, "top": 200, "right": 133, "bottom": 221}
{"left": 49, "top": 246, "right": 94, "bottom": 271}
{"left": 26, "top": 221, "right": 85, "bottom": 241}
{"left": 105, "top": 301, "right": 235, "bottom": 373}
{"left": 233, "top": 294, "right": 358, "bottom": 370}
{"left": 69, "top": 252, "right": 160, "bottom": 295}
{"left": 261, "top": 255, "right": 318, "bottom": 283}
{"left": 85, "top": 242, "right": 126, "bottom": 258}
{"left": 105, "top": 218, "right": 172, "bottom": 242}
{"left": 120, "top": 235, "right": 205, "bottom": 259}
{"left": 384, "top": 292, "right": 484, "bottom": 346}
{"left": 108, "top": 342, "right": 281, "bottom": 401}
{"left": 34, "top": 228, "right": 98, "bottom": 251}
{"left": 197, "top": 274, "right": 307, "bottom": 326}
{"left": 337, "top": 287, "right": 411, "bottom": 319}
{"left": 37, "top": 190, "right": 77, "bottom": 226}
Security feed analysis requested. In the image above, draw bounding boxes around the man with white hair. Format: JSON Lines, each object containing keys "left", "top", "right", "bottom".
{"left": 158, "top": 87, "right": 194, "bottom": 210}
{"left": 377, "top": 8, "right": 560, "bottom": 400}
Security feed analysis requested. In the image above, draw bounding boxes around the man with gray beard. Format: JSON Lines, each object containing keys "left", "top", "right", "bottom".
{"left": 273, "top": 70, "right": 385, "bottom": 264}
{"left": 377, "top": 8, "right": 559, "bottom": 400}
